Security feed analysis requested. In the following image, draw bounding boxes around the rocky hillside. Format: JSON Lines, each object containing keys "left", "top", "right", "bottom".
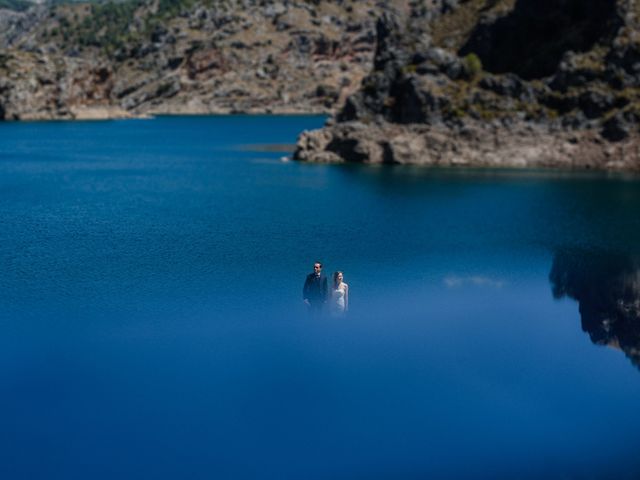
{"left": 0, "top": 0, "right": 391, "bottom": 120}
{"left": 295, "top": 0, "right": 640, "bottom": 170}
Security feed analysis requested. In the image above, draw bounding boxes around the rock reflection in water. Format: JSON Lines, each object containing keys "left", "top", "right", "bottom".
{"left": 550, "top": 249, "right": 640, "bottom": 369}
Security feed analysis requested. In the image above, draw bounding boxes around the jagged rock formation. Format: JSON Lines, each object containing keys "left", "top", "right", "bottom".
{"left": 294, "top": 0, "right": 640, "bottom": 170}
{"left": 0, "top": 0, "right": 388, "bottom": 120}
{"left": 550, "top": 249, "right": 640, "bottom": 370}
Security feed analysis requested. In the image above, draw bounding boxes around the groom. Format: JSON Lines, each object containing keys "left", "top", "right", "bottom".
{"left": 303, "top": 261, "right": 328, "bottom": 315}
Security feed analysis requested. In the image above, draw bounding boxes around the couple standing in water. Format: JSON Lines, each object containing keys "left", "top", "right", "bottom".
{"left": 302, "top": 261, "right": 349, "bottom": 317}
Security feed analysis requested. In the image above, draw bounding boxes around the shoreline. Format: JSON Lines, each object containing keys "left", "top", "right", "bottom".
{"left": 4, "top": 109, "right": 639, "bottom": 173}
{"left": 0, "top": 110, "right": 330, "bottom": 123}
{"left": 294, "top": 120, "right": 640, "bottom": 172}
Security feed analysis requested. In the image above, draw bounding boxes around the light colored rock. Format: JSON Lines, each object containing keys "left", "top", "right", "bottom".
{"left": 69, "top": 105, "right": 134, "bottom": 120}
{"left": 295, "top": 120, "right": 640, "bottom": 171}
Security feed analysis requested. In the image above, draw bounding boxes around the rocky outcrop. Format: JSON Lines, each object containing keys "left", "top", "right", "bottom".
{"left": 294, "top": 0, "right": 640, "bottom": 170}
{"left": 0, "top": 0, "right": 388, "bottom": 120}
{"left": 295, "top": 119, "right": 640, "bottom": 169}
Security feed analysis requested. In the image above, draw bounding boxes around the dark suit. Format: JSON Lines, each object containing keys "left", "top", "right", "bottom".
{"left": 303, "top": 273, "right": 328, "bottom": 314}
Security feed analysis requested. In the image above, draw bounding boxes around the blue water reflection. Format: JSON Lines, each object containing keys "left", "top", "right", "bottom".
{"left": 1, "top": 116, "right": 640, "bottom": 479}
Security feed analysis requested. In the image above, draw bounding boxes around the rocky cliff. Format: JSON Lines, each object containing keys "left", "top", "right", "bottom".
{"left": 295, "top": 0, "right": 640, "bottom": 170}
{"left": 0, "top": 0, "right": 391, "bottom": 120}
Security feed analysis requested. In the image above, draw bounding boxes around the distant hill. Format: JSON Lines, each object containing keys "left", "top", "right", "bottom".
{"left": 0, "top": 0, "right": 387, "bottom": 120}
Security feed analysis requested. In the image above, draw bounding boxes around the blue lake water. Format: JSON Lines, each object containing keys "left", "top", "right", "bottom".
{"left": 1, "top": 115, "right": 640, "bottom": 479}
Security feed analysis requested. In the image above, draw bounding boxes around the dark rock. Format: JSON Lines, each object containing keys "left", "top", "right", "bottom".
{"left": 316, "top": 84, "right": 339, "bottom": 100}
{"left": 414, "top": 62, "right": 439, "bottom": 76}
{"left": 479, "top": 74, "right": 530, "bottom": 99}
{"left": 578, "top": 90, "right": 616, "bottom": 119}
{"left": 373, "top": 12, "right": 410, "bottom": 71}
{"left": 114, "top": 83, "right": 141, "bottom": 99}
{"left": 444, "top": 61, "right": 462, "bottom": 80}
{"left": 135, "top": 43, "right": 158, "bottom": 58}
{"left": 195, "top": 7, "right": 208, "bottom": 20}
{"left": 441, "top": 0, "right": 459, "bottom": 14}
{"left": 314, "top": 36, "right": 338, "bottom": 56}
{"left": 550, "top": 61, "right": 603, "bottom": 91}
{"left": 155, "top": 78, "right": 181, "bottom": 99}
{"left": 37, "top": 75, "right": 53, "bottom": 86}
{"left": 561, "top": 110, "right": 589, "bottom": 129}
{"left": 167, "top": 56, "right": 183, "bottom": 70}
{"left": 337, "top": 96, "right": 365, "bottom": 122}
{"left": 346, "top": 21, "right": 363, "bottom": 32}
{"left": 381, "top": 142, "right": 395, "bottom": 163}
{"left": 389, "top": 77, "right": 452, "bottom": 124}
{"left": 326, "top": 137, "right": 369, "bottom": 162}
{"left": 605, "top": 66, "right": 633, "bottom": 89}
{"left": 460, "top": 0, "right": 621, "bottom": 80}
{"left": 601, "top": 113, "right": 631, "bottom": 141}
{"left": 388, "top": 77, "right": 428, "bottom": 123}
{"left": 540, "top": 92, "right": 579, "bottom": 114}
{"left": 150, "top": 25, "right": 169, "bottom": 44}
{"left": 606, "top": 41, "right": 640, "bottom": 75}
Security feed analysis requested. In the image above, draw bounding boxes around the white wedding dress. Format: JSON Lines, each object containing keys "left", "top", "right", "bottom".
{"left": 330, "top": 285, "right": 346, "bottom": 317}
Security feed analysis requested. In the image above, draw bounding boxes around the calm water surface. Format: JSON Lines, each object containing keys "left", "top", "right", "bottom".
{"left": 1, "top": 116, "right": 640, "bottom": 479}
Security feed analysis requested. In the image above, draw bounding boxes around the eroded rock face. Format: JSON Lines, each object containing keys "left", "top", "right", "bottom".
{"left": 294, "top": 0, "right": 640, "bottom": 170}
{"left": 0, "top": 0, "right": 391, "bottom": 120}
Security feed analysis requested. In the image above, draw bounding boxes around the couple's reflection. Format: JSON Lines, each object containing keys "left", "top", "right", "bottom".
{"left": 550, "top": 249, "right": 640, "bottom": 369}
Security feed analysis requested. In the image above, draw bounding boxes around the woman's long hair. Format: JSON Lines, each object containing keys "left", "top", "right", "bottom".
{"left": 333, "top": 271, "right": 343, "bottom": 288}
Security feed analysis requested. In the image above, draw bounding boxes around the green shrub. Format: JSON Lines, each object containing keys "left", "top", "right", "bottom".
{"left": 402, "top": 64, "right": 417, "bottom": 75}
{"left": 72, "top": 0, "right": 144, "bottom": 52}
{"left": 38, "top": 0, "right": 215, "bottom": 57}
{"left": 463, "top": 53, "right": 483, "bottom": 79}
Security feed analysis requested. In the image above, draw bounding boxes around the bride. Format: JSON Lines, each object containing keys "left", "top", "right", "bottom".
{"left": 330, "top": 271, "right": 349, "bottom": 317}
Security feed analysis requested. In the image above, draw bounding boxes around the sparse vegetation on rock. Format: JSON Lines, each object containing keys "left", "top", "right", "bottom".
{"left": 0, "top": 0, "right": 386, "bottom": 120}
{"left": 294, "top": 0, "right": 640, "bottom": 170}
{"left": 4, "top": 0, "right": 640, "bottom": 169}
